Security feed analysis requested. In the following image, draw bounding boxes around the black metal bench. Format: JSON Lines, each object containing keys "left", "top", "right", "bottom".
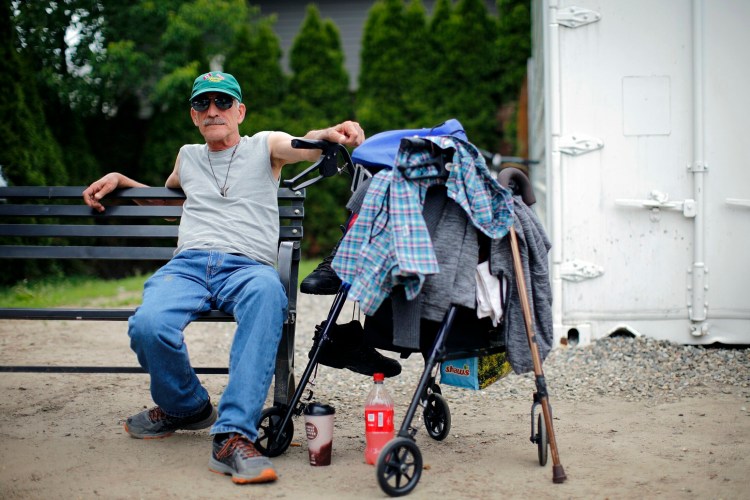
{"left": 0, "top": 185, "right": 304, "bottom": 406}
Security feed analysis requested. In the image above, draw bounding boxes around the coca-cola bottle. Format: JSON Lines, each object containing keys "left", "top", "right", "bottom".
{"left": 364, "top": 372, "right": 395, "bottom": 465}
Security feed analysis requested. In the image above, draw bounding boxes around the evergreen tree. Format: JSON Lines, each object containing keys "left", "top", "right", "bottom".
{"left": 83, "top": 1, "right": 179, "bottom": 116}
{"left": 0, "top": 0, "right": 66, "bottom": 186}
{"left": 284, "top": 4, "right": 354, "bottom": 256}
{"left": 225, "top": 17, "right": 286, "bottom": 116}
{"left": 225, "top": 19, "right": 287, "bottom": 137}
{"left": 287, "top": 4, "right": 352, "bottom": 129}
{"left": 357, "top": 0, "right": 411, "bottom": 134}
{"left": 1, "top": 0, "right": 71, "bottom": 284}
{"left": 497, "top": 0, "right": 531, "bottom": 100}
{"left": 357, "top": 0, "right": 439, "bottom": 133}
{"left": 428, "top": 0, "right": 454, "bottom": 41}
{"left": 435, "top": 0, "right": 500, "bottom": 150}
{"left": 400, "top": 0, "right": 432, "bottom": 127}
{"left": 496, "top": 0, "right": 531, "bottom": 154}
{"left": 424, "top": 0, "right": 455, "bottom": 125}
{"left": 10, "top": 0, "right": 100, "bottom": 183}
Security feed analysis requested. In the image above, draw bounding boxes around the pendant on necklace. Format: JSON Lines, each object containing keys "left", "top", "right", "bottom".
{"left": 207, "top": 142, "right": 239, "bottom": 200}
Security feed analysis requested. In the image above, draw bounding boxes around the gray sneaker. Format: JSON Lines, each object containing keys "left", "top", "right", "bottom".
{"left": 209, "top": 433, "right": 278, "bottom": 484}
{"left": 124, "top": 400, "right": 217, "bottom": 439}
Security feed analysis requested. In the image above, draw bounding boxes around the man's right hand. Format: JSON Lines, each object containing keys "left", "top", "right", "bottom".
{"left": 82, "top": 172, "right": 125, "bottom": 212}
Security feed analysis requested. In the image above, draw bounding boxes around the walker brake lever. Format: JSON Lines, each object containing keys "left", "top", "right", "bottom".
{"left": 284, "top": 139, "right": 354, "bottom": 190}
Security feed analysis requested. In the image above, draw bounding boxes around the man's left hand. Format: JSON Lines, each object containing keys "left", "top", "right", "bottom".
{"left": 315, "top": 121, "right": 365, "bottom": 147}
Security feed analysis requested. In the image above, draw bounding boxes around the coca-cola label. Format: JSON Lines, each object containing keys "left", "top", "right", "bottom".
{"left": 365, "top": 408, "right": 394, "bottom": 432}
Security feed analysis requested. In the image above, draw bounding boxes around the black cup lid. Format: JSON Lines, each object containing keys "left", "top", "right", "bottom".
{"left": 303, "top": 402, "right": 335, "bottom": 416}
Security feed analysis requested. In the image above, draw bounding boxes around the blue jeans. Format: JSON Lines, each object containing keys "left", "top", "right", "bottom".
{"left": 127, "top": 250, "right": 287, "bottom": 441}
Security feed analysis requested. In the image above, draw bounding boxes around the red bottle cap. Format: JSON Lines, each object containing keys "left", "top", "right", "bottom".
{"left": 373, "top": 373, "right": 385, "bottom": 382}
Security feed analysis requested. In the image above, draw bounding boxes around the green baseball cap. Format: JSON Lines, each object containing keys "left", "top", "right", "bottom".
{"left": 190, "top": 71, "right": 242, "bottom": 102}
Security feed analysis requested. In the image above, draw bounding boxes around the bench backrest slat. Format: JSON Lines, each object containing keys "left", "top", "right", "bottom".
{"left": 0, "top": 223, "right": 302, "bottom": 239}
{"left": 1, "top": 245, "right": 176, "bottom": 260}
{"left": 0, "top": 204, "right": 303, "bottom": 220}
{"left": 0, "top": 224, "right": 179, "bottom": 238}
{"left": 0, "top": 186, "right": 304, "bottom": 200}
{"left": 0, "top": 204, "right": 184, "bottom": 218}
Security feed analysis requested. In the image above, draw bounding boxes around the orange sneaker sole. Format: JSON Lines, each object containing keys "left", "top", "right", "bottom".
{"left": 209, "top": 467, "right": 278, "bottom": 484}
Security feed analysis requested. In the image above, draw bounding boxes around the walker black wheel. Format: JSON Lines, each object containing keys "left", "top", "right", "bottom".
{"left": 423, "top": 393, "right": 451, "bottom": 441}
{"left": 255, "top": 406, "right": 294, "bottom": 457}
{"left": 537, "top": 413, "right": 548, "bottom": 466}
{"left": 376, "top": 437, "right": 423, "bottom": 497}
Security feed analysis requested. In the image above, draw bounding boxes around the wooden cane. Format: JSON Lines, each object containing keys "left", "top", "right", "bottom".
{"left": 509, "top": 226, "right": 567, "bottom": 483}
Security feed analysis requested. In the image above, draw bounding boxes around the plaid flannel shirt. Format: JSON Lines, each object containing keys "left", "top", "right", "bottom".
{"left": 332, "top": 136, "right": 514, "bottom": 315}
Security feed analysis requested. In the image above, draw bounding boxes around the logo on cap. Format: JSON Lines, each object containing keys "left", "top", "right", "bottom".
{"left": 203, "top": 72, "right": 225, "bottom": 83}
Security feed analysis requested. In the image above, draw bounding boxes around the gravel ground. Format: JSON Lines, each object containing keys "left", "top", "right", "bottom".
{"left": 544, "top": 335, "right": 750, "bottom": 403}
{"left": 296, "top": 294, "right": 750, "bottom": 408}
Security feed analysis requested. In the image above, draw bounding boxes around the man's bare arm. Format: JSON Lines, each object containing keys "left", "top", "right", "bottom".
{"left": 82, "top": 155, "right": 183, "bottom": 212}
{"left": 268, "top": 121, "right": 365, "bottom": 178}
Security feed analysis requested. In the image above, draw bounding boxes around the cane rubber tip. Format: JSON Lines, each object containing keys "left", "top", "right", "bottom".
{"left": 552, "top": 464, "right": 567, "bottom": 483}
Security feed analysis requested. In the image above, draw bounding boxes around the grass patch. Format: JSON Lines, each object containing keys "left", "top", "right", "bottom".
{"left": 0, "top": 260, "right": 321, "bottom": 308}
{"left": 0, "top": 275, "right": 148, "bottom": 308}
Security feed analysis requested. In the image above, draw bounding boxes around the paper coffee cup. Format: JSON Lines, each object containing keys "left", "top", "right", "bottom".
{"left": 303, "top": 402, "right": 335, "bottom": 466}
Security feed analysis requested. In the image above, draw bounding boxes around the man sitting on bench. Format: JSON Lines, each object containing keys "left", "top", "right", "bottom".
{"left": 82, "top": 71, "right": 380, "bottom": 486}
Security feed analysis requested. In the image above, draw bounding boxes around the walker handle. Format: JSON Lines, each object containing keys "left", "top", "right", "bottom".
{"left": 498, "top": 167, "right": 536, "bottom": 206}
{"left": 283, "top": 139, "right": 354, "bottom": 190}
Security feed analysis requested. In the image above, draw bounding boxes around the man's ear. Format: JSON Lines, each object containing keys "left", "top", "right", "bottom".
{"left": 237, "top": 102, "right": 247, "bottom": 124}
{"left": 190, "top": 108, "right": 201, "bottom": 126}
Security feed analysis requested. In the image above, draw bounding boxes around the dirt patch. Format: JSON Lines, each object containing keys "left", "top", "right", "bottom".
{"left": 1, "top": 308, "right": 748, "bottom": 499}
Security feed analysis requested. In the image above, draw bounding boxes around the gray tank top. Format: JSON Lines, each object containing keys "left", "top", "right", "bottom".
{"left": 175, "top": 132, "right": 280, "bottom": 266}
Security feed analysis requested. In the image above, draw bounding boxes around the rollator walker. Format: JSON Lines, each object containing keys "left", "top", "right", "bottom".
{"left": 256, "top": 123, "right": 566, "bottom": 497}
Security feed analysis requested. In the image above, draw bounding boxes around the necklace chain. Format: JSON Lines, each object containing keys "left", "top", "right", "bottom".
{"left": 207, "top": 142, "right": 239, "bottom": 197}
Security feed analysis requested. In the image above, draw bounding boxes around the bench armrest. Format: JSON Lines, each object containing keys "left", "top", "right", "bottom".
{"left": 278, "top": 241, "right": 294, "bottom": 296}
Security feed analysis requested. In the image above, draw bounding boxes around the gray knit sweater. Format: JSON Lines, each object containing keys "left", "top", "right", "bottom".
{"left": 490, "top": 197, "right": 553, "bottom": 373}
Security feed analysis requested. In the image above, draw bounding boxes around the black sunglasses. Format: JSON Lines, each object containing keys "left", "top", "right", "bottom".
{"left": 190, "top": 95, "right": 235, "bottom": 112}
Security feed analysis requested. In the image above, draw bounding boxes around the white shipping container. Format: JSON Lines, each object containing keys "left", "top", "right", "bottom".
{"left": 528, "top": 0, "right": 750, "bottom": 346}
